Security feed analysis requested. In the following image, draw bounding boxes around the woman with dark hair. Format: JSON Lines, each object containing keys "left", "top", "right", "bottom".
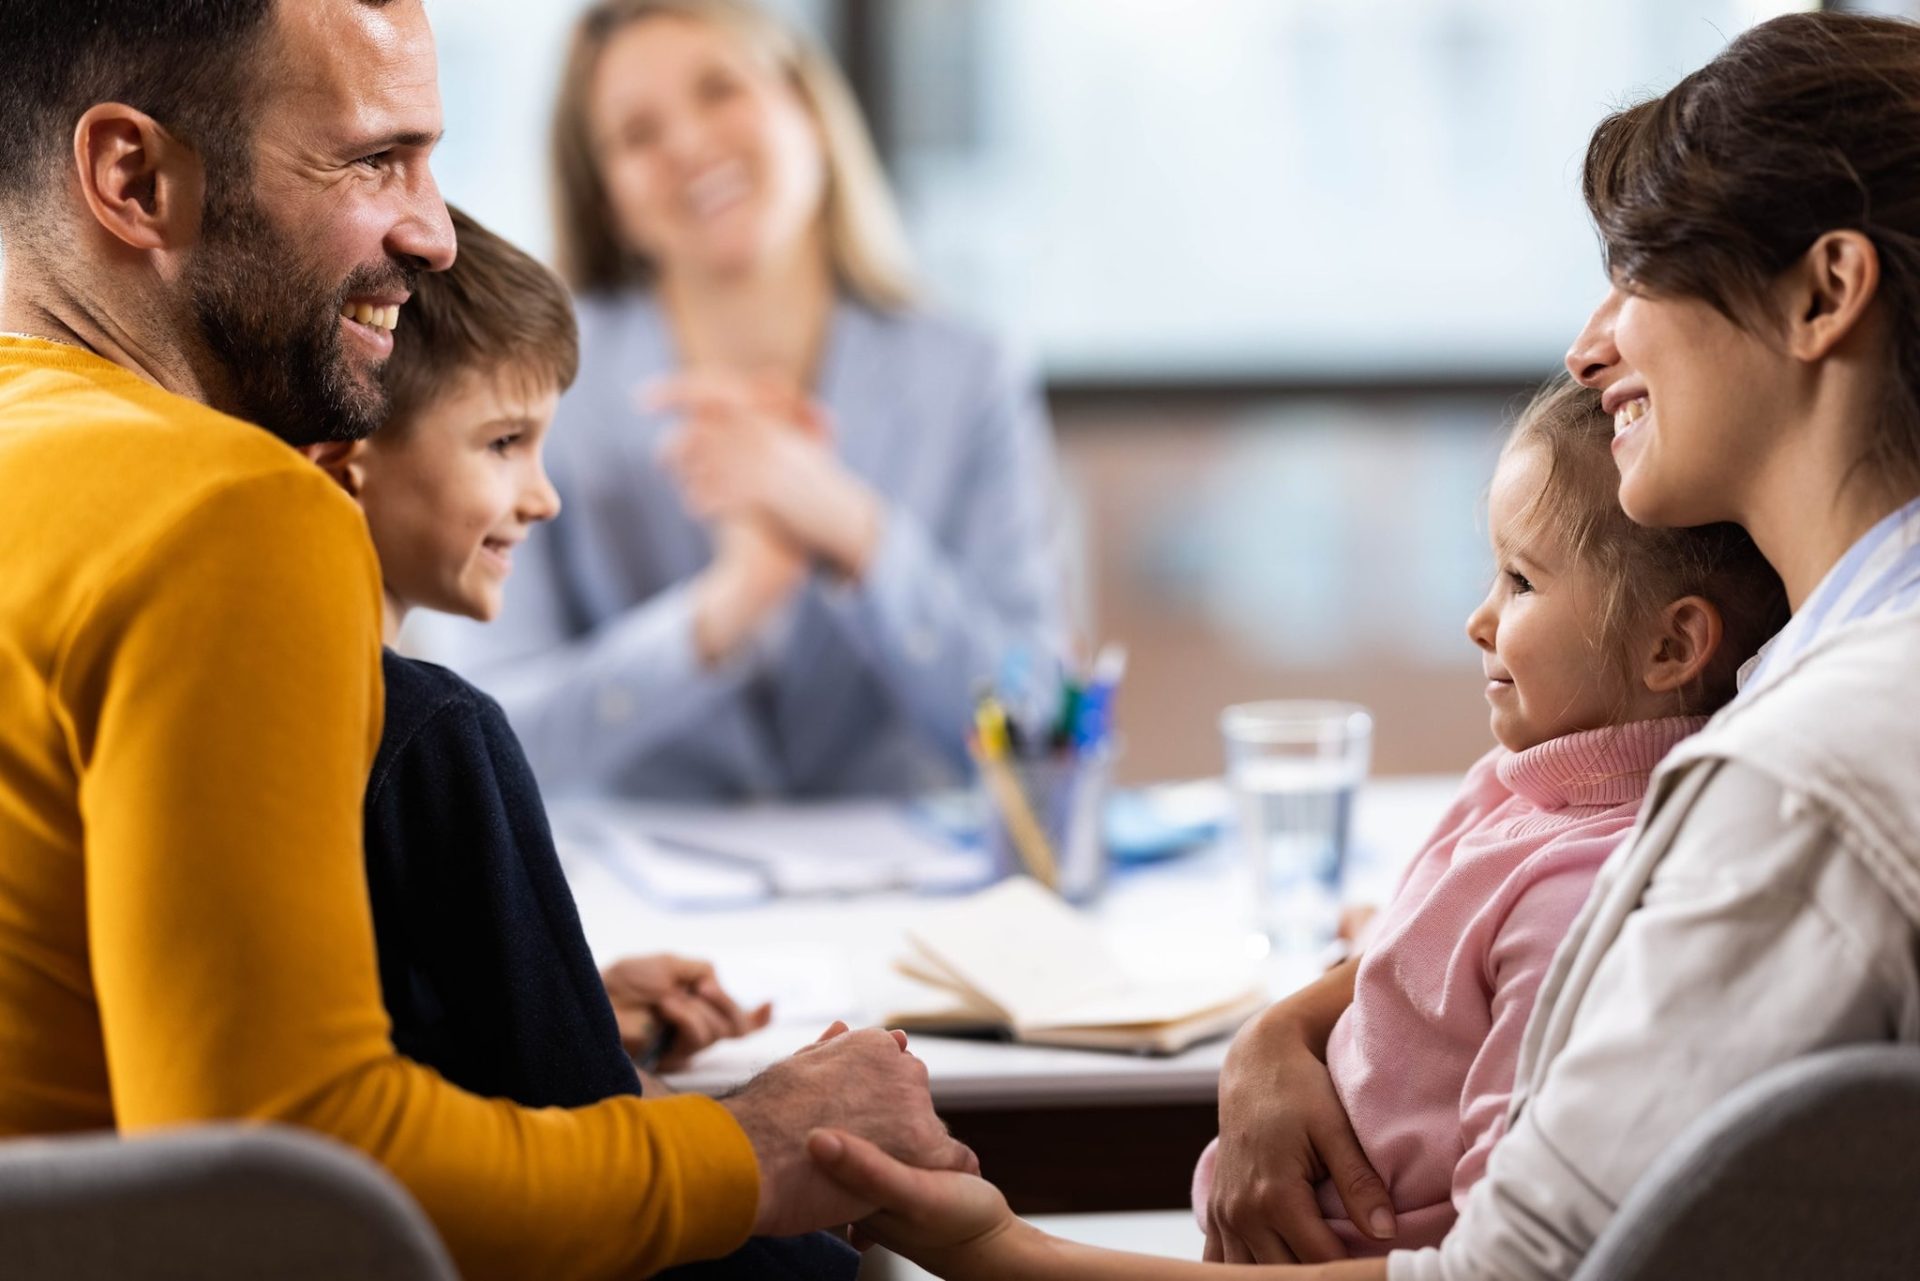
{"left": 785, "top": 12, "right": 1920, "bottom": 1279}
{"left": 426, "top": 0, "right": 1067, "bottom": 800}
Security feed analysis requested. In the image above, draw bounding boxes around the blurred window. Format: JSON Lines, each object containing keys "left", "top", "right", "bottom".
{"left": 871, "top": 0, "right": 1813, "bottom": 383}
{"left": 427, "top": 1, "right": 1809, "bottom": 385}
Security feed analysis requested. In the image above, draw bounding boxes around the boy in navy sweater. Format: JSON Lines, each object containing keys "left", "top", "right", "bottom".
{"left": 307, "top": 209, "right": 860, "bottom": 1278}
{"left": 302, "top": 207, "right": 771, "bottom": 1101}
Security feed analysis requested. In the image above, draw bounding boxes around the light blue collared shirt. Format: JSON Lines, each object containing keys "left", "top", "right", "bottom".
{"left": 1739, "top": 493, "right": 1920, "bottom": 699}
{"left": 417, "top": 294, "right": 1068, "bottom": 800}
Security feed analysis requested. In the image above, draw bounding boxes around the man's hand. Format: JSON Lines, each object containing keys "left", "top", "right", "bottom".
{"left": 600, "top": 954, "right": 771, "bottom": 1070}
{"left": 1203, "top": 1001, "right": 1394, "bottom": 1264}
{"left": 723, "top": 1022, "right": 977, "bottom": 1238}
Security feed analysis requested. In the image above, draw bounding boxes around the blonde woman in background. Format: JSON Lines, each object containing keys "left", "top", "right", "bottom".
{"left": 431, "top": 0, "right": 1067, "bottom": 800}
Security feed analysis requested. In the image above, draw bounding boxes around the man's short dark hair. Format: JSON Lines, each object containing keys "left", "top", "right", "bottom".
{"left": 0, "top": 2, "right": 280, "bottom": 216}
{"left": 383, "top": 207, "right": 581, "bottom": 431}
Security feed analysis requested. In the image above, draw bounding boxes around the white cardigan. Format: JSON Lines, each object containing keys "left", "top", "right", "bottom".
{"left": 1393, "top": 610, "right": 1920, "bottom": 1281}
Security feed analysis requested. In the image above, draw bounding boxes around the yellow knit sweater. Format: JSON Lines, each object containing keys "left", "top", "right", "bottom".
{"left": 0, "top": 337, "right": 757, "bottom": 1278}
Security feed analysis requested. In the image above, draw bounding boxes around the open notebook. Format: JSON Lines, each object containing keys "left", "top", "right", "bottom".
{"left": 886, "top": 878, "right": 1268, "bottom": 1055}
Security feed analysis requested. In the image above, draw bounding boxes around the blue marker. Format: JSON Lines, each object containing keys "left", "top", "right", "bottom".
{"left": 1071, "top": 644, "right": 1127, "bottom": 752}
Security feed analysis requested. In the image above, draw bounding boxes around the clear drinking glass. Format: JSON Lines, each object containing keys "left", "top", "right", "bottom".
{"left": 1221, "top": 701, "right": 1373, "bottom": 951}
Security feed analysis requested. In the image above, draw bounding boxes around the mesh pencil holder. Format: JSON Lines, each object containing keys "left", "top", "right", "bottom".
{"left": 980, "top": 745, "right": 1114, "bottom": 905}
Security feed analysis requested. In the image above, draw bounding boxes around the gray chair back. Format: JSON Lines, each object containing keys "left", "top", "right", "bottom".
{"left": 0, "top": 1124, "right": 459, "bottom": 1280}
{"left": 1573, "top": 1044, "right": 1920, "bottom": 1281}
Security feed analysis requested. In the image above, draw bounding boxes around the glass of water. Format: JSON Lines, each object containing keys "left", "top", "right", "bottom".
{"left": 1221, "top": 701, "right": 1373, "bottom": 951}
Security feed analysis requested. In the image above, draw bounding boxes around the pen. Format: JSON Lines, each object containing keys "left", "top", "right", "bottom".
{"left": 635, "top": 1017, "right": 678, "bottom": 1073}
{"left": 969, "top": 725, "right": 1060, "bottom": 891}
{"left": 998, "top": 646, "right": 1058, "bottom": 753}
{"left": 644, "top": 831, "right": 779, "bottom": 895}
{"left": 1072, "top": 644, "right": 1128, "bottom": 752}
{"left": 1053, "top": 679, "right": 1084, "bottom": 750}
{"left": 975, "top": 698, "right": 1012, "bottom": 758}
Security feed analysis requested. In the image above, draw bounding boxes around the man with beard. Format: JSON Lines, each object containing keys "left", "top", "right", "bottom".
{"left": 0, "top": 4, "right": 973, "bottom": 1279}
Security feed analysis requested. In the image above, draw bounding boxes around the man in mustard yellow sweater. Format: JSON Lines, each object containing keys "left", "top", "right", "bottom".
{"left": 0, "top": 3, "right": 971, "bottom": 1278}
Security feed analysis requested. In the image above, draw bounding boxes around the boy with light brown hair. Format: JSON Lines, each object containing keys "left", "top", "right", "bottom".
{"left": 306, "top": 206, "right": 775, "bottom": 1102}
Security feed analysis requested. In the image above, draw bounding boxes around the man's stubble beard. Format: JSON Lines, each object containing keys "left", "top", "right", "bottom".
{"left": 187, "top": 182, "right": 415, "bottom": 446}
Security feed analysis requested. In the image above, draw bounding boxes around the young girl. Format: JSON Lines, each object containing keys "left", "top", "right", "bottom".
{"left": 1193, "top": 375, "right": 1789, "bottom": 1261}
{"left": 792, "top": 376, "right": 1787, "bottom": 1281}
{"left": 802, "top": 12, "right": 1920, "bottom": 1281}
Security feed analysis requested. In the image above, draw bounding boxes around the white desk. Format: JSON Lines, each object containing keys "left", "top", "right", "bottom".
{"left": 560, "top": 775, "right": 1455, "bottom": 1212}
{"left": 560, "top": 777, "right": 1458, "bottom": 1108}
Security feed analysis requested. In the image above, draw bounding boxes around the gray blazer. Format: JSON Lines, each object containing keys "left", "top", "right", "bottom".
{"left": 422, "top": 293, "right": 1067, "bottom": 800}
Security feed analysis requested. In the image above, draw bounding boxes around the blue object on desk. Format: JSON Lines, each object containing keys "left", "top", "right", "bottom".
{"left": 1104, "top": 786, "right": 1226, "bottom": 864}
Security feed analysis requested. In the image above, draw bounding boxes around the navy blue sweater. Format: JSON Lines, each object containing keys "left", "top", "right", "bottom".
{"left": 364, "top": 652, "right": 856, "bottom": 1278}
{"left": 364, "top": 652, "right": 643, "bottom": 1105}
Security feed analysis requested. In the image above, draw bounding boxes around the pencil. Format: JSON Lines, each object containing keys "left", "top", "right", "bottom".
{"left": 973, "top": 740, "right": 1061, "bottom": 891}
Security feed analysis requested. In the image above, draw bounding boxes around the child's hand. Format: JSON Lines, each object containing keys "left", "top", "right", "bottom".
{"left": 807, "top": 1128, "right": 1029, "bottom": 1281}
{"left": 1205, "top": 1013, "right": 1393, "bottom": 1263}
{"left": 601, "top": 954, "right": 772, "bottom": 1071}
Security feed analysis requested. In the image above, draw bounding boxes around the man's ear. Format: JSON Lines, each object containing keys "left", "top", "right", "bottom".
{"left": 71, "top": 103, "right": 204, "bottom": 254}
{"left": 300, "top": 440, "right": 370, "bottom": 498}
{"left": 1643, "top": 595, "right": 1724, "bottom": 697}
{"left": 1779, "top": 229, "right": 1881, "bottom": 364}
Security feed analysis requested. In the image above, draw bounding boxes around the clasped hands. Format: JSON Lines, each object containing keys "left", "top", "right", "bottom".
{"left": 708, "top": 1019, "right": 1042, "bottom": 1281}
{"left": 604, "top": 970, "right": 1018, "bottom": 1266}
{"left": 646, "top": 374, "right": 884, "bottom": 667}
{"left": 786, "top": 975, "right": 1400, "bottom": 1279}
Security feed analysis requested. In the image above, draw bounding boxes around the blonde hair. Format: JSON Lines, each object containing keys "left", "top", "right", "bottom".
{"left": 551, "top": 0, "right": 916, "bottom": 309}
{"left": 1506, "top": 376, "right": 1789, "bottom": 718}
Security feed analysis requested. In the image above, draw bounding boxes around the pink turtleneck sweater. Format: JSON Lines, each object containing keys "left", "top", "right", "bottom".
{"left": 1194, "top": 717, "right": 1707, "bottom": 1255}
